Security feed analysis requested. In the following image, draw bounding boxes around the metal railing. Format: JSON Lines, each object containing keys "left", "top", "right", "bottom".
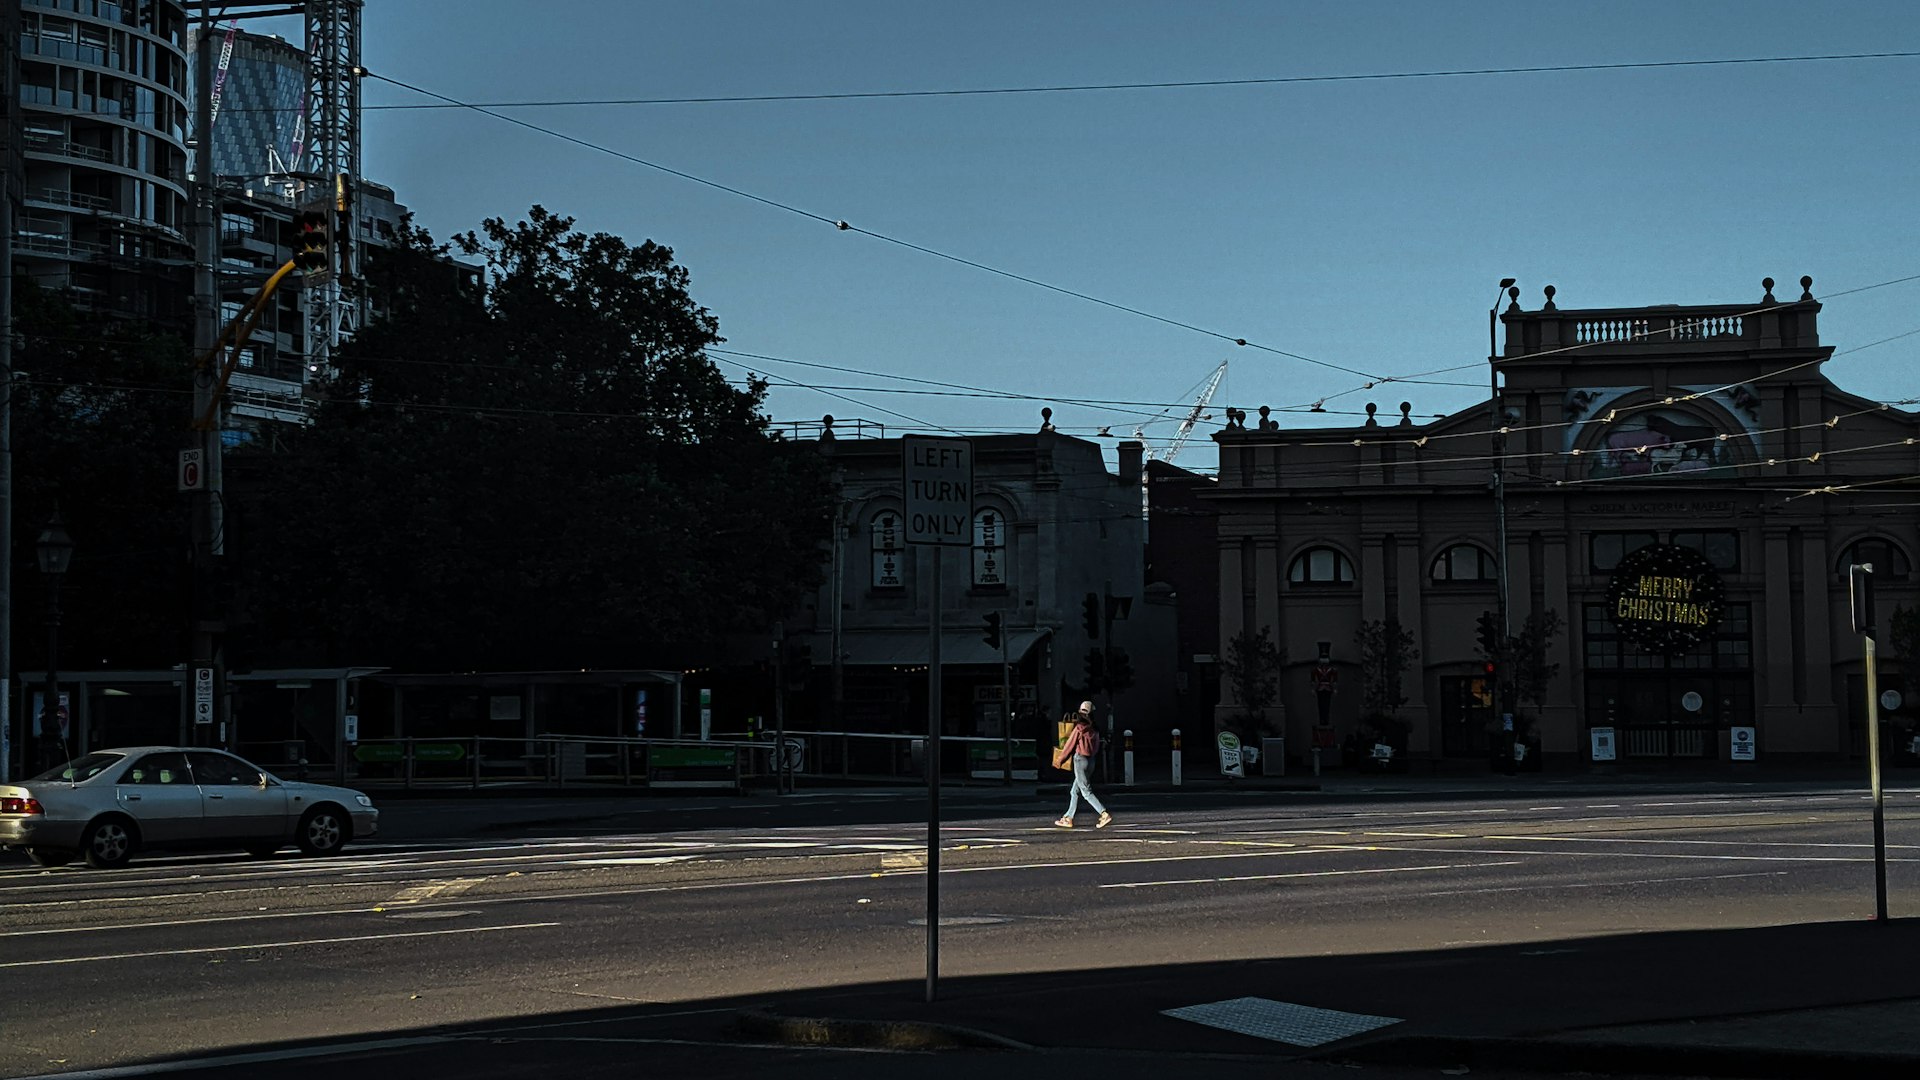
{"left": 319, "top": 731, "right": 1039, "bottom": 791}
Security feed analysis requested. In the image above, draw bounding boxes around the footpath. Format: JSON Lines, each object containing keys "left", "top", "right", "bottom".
{"left": 347, "top": 766, "right": 1920, "bottom": 1078}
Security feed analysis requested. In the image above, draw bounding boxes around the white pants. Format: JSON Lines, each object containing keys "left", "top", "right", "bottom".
{"left": 1064, "top": 754, "right": 1106, "bottom": 817}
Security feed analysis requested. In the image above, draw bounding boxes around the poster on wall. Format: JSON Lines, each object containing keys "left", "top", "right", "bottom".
{"left": 30, "top": 691, "right": 71, "bottom": 740}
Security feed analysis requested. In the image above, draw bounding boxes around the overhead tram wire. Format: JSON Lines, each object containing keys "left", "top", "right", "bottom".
{"left": 331, "top": 51, "right": 1920, "bottom": 112}
{"left": 362, "top": 70, "right": 1386, "bottom": 384}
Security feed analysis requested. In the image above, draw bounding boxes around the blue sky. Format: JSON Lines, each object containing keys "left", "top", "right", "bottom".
{"left": 269, "top": 1, "right": 1918, "bottom": 469}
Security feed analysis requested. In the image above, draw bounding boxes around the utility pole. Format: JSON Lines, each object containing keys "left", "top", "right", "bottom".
{"left": 190, "top": 20, "right": 224, "bottom": 749}
{"left": 1490, "top": 279, "right": 1517, "bottom": 774}
{"left": 1, "top": 145, "right": 13, "bottom": 781}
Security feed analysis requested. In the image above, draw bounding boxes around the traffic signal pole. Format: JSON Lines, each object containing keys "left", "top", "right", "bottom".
{"left": 1490, "top": 280, "right": 1516, "bottom": 774}
{"left": 1000, "top": 622, "right": 1012, "bottom": 786}
{"left": 189, "top": 21, "right": 223, "bottom": 749}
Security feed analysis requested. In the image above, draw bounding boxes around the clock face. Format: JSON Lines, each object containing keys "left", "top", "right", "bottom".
{"left": 1605, "top": 543, "right": 1726, "bottom": 656}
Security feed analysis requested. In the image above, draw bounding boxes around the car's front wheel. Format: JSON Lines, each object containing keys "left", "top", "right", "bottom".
{"left": 26, "top": 847, "right": 75, "bottom": 868}
{"left": 82, "top": 816, "right": 136, "bottom": 869}
{"left": 296, "top": 806, "right": 350, "bottom": 856}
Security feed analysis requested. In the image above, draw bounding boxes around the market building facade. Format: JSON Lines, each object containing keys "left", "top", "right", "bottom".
{"left": 1207, "top": 278, "right": 1918, "bottom": 770}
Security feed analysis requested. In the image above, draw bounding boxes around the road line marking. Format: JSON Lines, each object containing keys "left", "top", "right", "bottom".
{"left": 0, "top": 922, "right": 559, "bottom": 969}
{"left": 1102, "top": 861, "right": 1525, "bottom": 889}
{"left": 1364, "top": 831, "right": 1467, "bottom": 839}
{"left": 1415, "top": 870, "right": 1792, "bottom": 899}
{"left": 385, "top": 876, "right": 485, "bottom": 905}
{"left": 1483, "top": 835, "right": 1920, "bottom": 851}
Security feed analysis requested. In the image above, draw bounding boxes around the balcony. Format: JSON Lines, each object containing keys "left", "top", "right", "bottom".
{"left": 1501, "top": 284, "right": 1821, "bottom": 359}
{"left": 23, "top": 130, "right": 115, "bottom": 165}
{"left": 28, "top": 187, "right": 115, "bottom": 212}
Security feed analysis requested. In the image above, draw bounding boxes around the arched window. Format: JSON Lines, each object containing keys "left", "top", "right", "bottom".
{"left": 1288, "top": 545, "right": 1355, "bottom": 586}
{"left": 1836, "top": 537, "right": 1911, "bottom": 583}
{"left": 1430, "top": 543, "right": 1497, "bottom": 583}
{"left": 971, "top": 509, "right": 1007, "bottom": 588}
{"left": 870, "top": 512, "right": 904, "bottom": 589}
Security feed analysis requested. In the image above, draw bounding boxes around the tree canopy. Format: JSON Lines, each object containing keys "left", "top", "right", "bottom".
{"left": 233, "top": 208, "right": 837, "bottom": 670}
{"left": 11, "top": 284, "right": 195, "bottom": 671}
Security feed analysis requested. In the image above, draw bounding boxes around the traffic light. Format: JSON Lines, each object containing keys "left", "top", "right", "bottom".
{"left": 1105, "top": 648, "right": 1134, "bottom": 693}
{"left": 1082, "top": 593, "right": 1101, "bottom": 639}
{"left": 293, "top": 209, "right": 330, "bottom": 274}
{"left": 1082, "top": 648, "right": 1106, "bottom": 694}
{"left": 1474, "top": 610, "right": 1501, "bottom": 657}
{"left": 981, "top": 611, "right": 1002, "bottom": 650}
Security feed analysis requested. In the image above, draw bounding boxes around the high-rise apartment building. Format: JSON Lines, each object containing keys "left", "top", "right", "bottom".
{"left": 16, "top": 0, "right": 192, "bottom": 323}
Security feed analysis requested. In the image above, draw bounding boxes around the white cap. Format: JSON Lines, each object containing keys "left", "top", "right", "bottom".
{"left": 1079, "top": 700, "right": 1094, "bottom": 713}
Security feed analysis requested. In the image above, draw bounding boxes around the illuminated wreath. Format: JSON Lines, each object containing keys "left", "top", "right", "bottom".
{"left": 1605, "top": 543, "right": 1726, "bottom": 656}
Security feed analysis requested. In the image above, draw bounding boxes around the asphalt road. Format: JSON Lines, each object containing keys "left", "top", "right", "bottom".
{"left": 2, "top": 783, "right": 1916, "bottom": 1078}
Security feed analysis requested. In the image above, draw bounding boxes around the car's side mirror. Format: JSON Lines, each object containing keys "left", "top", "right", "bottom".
{"left": 256, "top": 773, "right": 271, "bottom": 789}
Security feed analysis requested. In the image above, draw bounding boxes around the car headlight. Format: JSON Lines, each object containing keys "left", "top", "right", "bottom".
{"left": 355, "top": 795, "right": 374, "bottom": 808}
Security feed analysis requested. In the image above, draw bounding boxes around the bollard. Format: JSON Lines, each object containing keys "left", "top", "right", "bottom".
{"left": 1171, "top": 728, "right": 1183, "bottom": 786}
{"left": 1123, "top": 729, "right": 1135, "bottom": 787}
{"left": 1312, "top": 746, "right": 1321, "bottom": 778}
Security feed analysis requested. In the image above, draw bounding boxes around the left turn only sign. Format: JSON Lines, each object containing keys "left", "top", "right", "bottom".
{"left": 902, "top": 436, "right": 973, "bottom": 546}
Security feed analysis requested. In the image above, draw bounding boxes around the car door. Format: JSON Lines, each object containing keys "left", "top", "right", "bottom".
{"left": 114, "top": 752, "right": 203, "bottom": 845}
{"left": 188, "top": 752, "right": 288, "bottom": 842}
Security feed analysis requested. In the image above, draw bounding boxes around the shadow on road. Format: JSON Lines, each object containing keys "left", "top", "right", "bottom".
{"left": 18, "top": 918, "right": 1917, "bottom": 1080}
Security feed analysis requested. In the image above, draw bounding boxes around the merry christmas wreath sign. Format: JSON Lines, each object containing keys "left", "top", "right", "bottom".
{"left": 1605, "top": 543, "right": 1726, "bottom": 656}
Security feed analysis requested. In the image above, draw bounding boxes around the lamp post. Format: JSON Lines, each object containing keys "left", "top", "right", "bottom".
{"left": 1490, "top": 279, "right": 1517, "bottom": 774}
{"left": 37, "top": 512, "right": 74, "bottom": 767}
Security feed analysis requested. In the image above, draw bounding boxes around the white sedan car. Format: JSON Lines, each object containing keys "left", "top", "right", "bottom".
{"left": 1, "top": 746, "right": 379, "bottom": 868}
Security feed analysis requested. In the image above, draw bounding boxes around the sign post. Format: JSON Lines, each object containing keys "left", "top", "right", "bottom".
{"left": 903, "top": 435, "right": 972, "bottom": 1004}
{"left": 1849, "top": 563, "right": 1889, "bottom": 922}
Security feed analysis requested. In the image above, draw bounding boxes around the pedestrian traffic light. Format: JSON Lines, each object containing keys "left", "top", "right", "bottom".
{"left": 1474, "top": 610, "right": 1501, "bottom": 657}
{"left": 1106, "top": 648, "right": 1133, "bottom": 692}
{"left": 981, "top": 611, "right": 1002, "bottom": 650}
{"left": 1082, "top": 593, "right": 1101, "bottom": 639}
{"left": 293, "top": 209, "right": 330, "bottom": 274}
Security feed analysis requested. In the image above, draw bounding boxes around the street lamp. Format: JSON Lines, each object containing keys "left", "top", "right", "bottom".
{"left": 1490, "top": 279, "right": 1517, "bottom": 774}
{"left": 36, "top": 512, "right": 74, "bottom": 765}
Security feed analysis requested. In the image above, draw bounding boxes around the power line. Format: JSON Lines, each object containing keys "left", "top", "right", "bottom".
{"left": 340, "top": 51, "right": 1920, "bottom": 111}
{"left": 362, "top": 70, "right": 1385, "bottom": 383}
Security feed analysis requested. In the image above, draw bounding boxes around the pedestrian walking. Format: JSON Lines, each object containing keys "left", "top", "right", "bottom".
{"left": 1053, "top": 701, "right": 1112, "bottom": 829}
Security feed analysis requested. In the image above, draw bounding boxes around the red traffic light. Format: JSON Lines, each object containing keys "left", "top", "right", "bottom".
{"left": 1483, "top": 661, "right": 1496, "bottom": 675}
{"left": 293, "top": 210, "right": 330, "bottom": 273}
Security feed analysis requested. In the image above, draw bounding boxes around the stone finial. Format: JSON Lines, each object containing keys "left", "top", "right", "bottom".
{"left": 1364, "top": 402, "right": 1379, "bottom": 427}
{"left": 1800, "top": 275, "right": 1814, "bottom": 301}
{"left": 1040, "top": 407, "right": 1055, "bottom": 433}
{"left": 1762, "top": 277, "right": 1775, "bottom": 303}
{"left": 1399, "top": 401, "right": 1413, "bottom": 426}
{"left": 819, "top": 414, "right": 836, "bottom": 441}
{"left": 1505, "top": 285, "right": 1521, "bottom": 311}
{"left": 1257, "top": 404, "right": 1278, "bottom": 430}
{"left": 1542, "top": 284, "right": 1557, "bottom": 311}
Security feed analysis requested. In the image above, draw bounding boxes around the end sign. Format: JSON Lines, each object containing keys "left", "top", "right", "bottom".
{"left": 903, "top": 436, "right": 973, "bottom": 546}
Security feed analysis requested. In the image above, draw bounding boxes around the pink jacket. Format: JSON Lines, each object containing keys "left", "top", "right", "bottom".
{"left": 1063, "top": 724, "right": 1100, "bottom": 759}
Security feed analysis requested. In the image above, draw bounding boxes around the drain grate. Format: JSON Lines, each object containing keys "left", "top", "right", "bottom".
{"left": 1162, "top": 996, "right": 1401, "bottom": 1047}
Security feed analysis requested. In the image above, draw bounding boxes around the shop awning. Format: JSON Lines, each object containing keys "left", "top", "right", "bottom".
{"left": 835, "top": 628, "right": 1048, "bottom": 668}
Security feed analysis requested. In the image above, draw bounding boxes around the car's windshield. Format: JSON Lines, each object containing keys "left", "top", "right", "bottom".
{"left": 30, "top": 752, "right": 125, "bottom": 783}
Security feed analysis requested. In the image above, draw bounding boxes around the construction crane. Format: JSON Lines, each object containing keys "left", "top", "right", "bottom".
{"left": 1158, "top": 360, "right": 1227, "bottom": 467}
